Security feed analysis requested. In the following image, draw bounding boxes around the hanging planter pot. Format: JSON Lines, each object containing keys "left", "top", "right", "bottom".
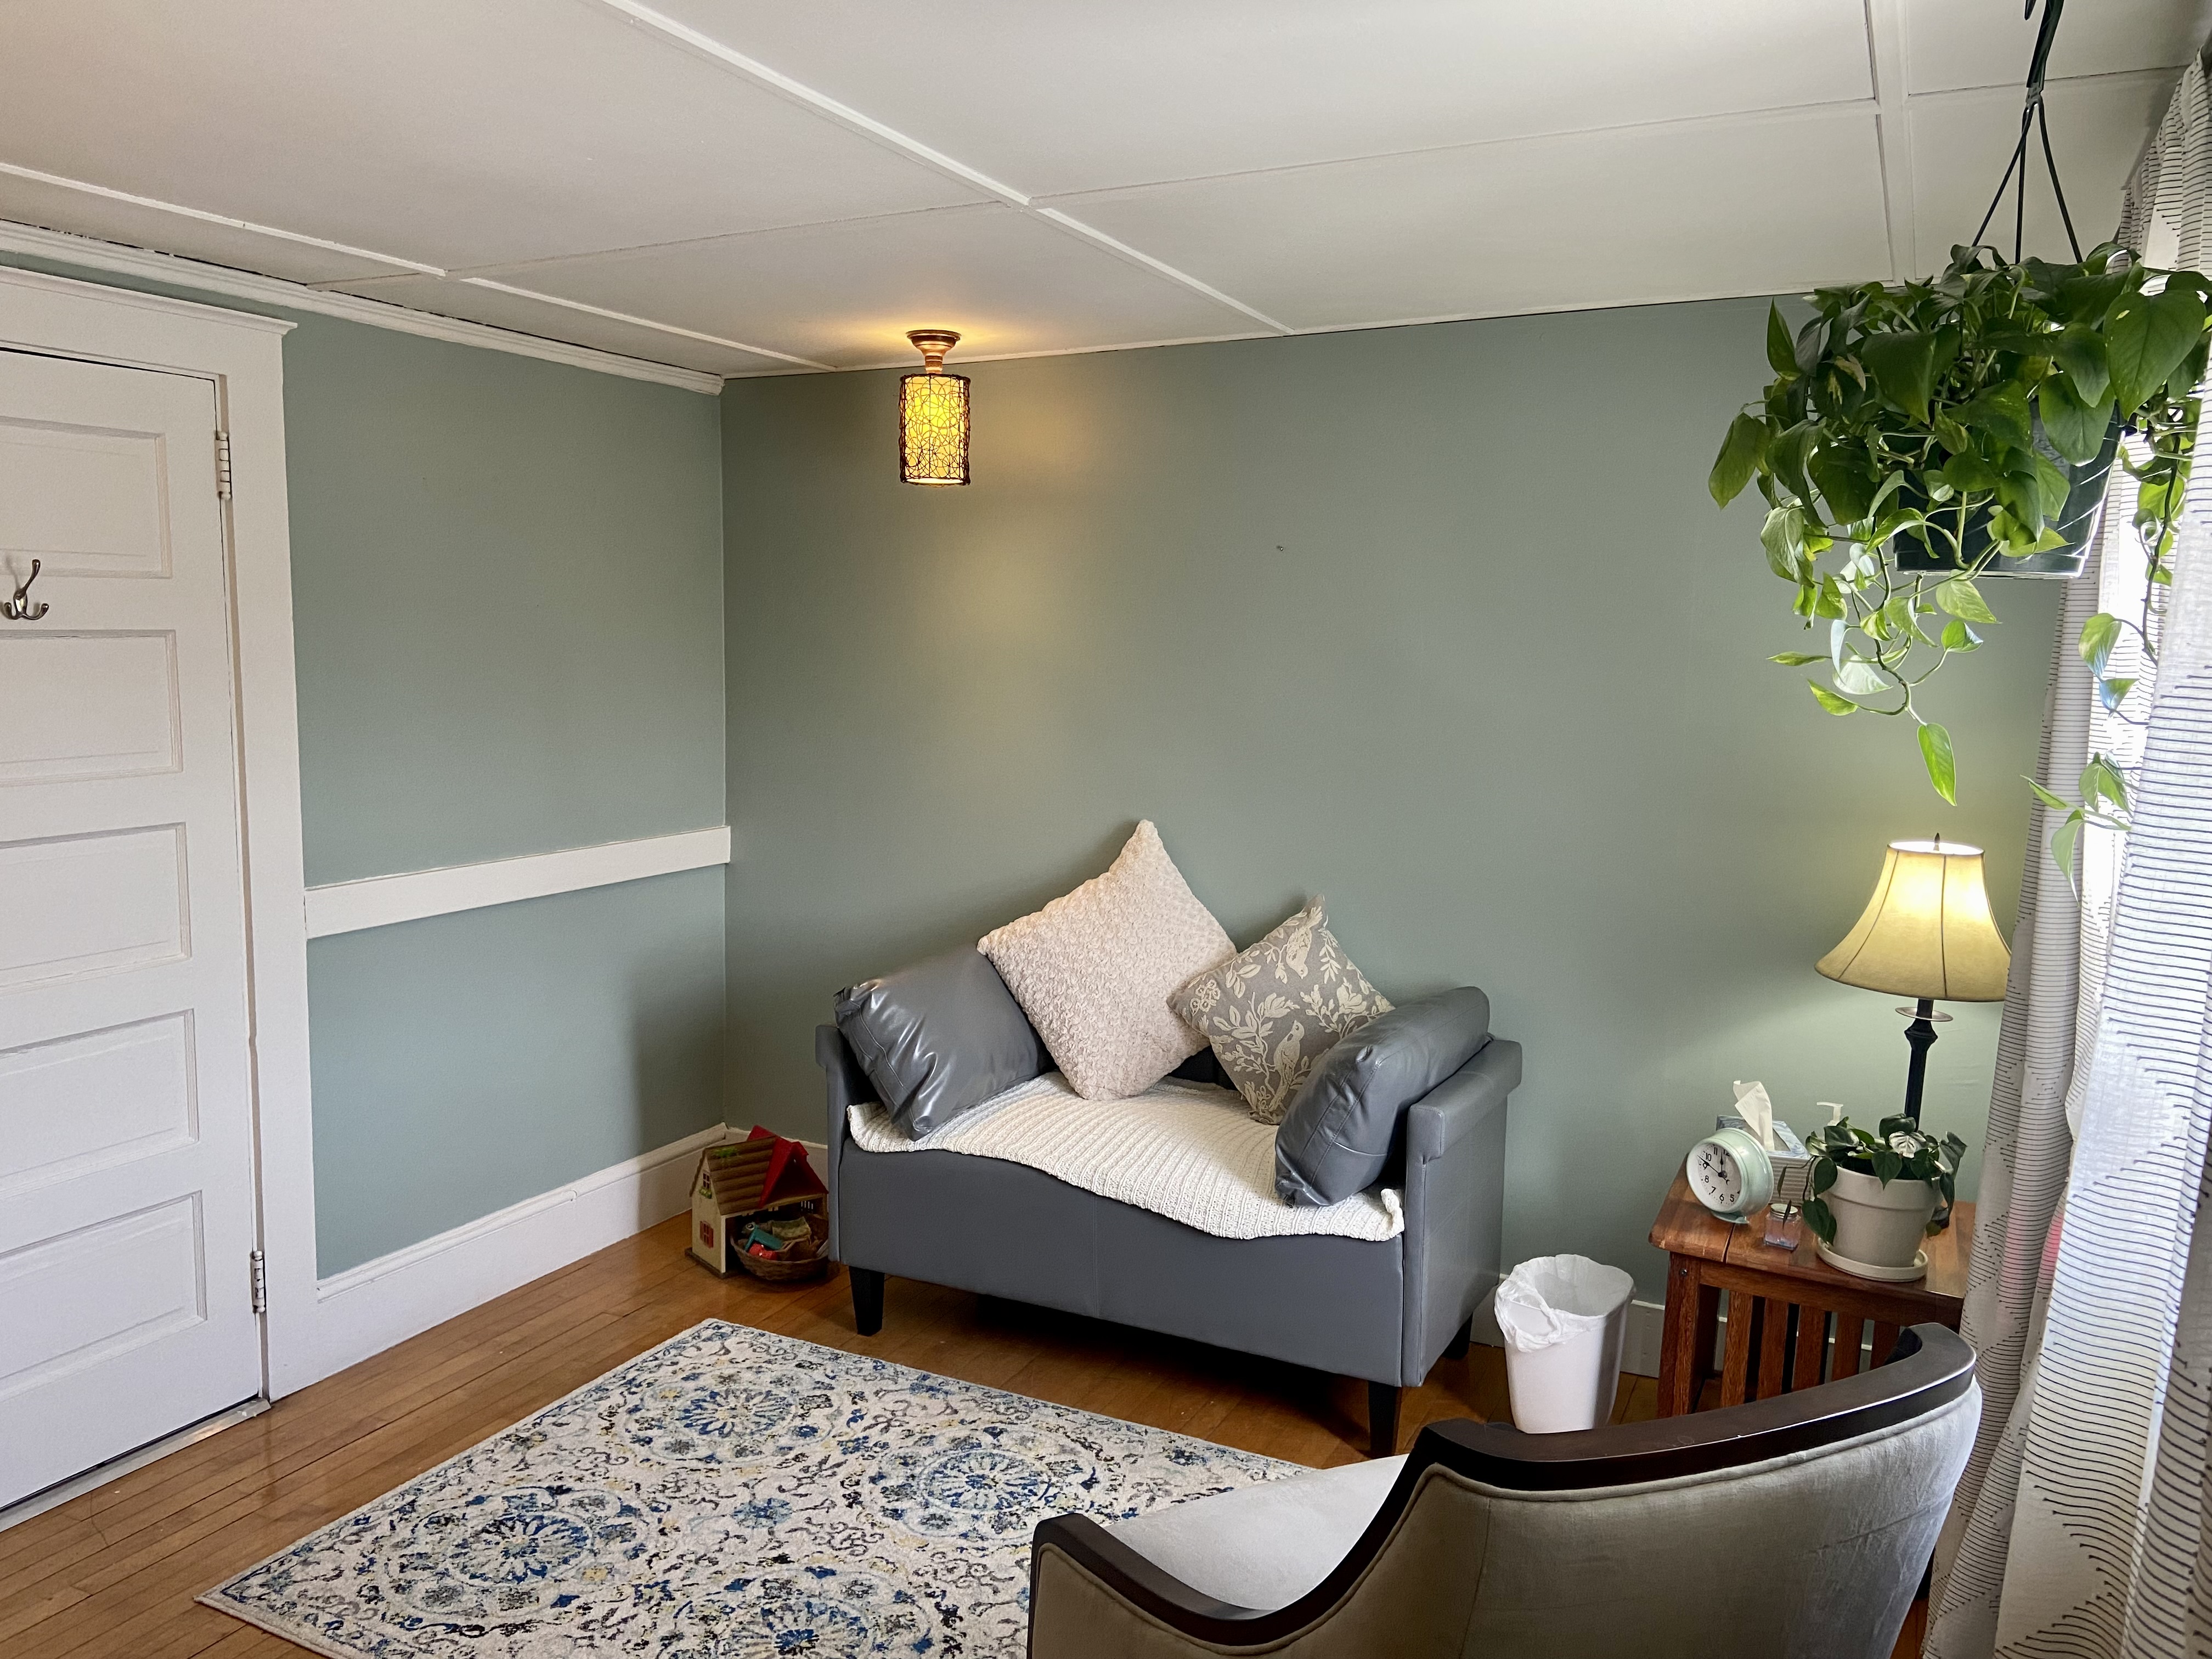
{"left": 1891, "top": 411, "right": 2123, "bottom": 579}
{"left": 1702, "top": 0, "right": 2212, "bottom": 803}
{"left": 1706, "top": 245, "right": 2209, "bottom": 804}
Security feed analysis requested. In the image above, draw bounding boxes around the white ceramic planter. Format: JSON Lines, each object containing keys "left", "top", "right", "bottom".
{"left": 1818, "top": 1166, "right": 1939, "bottom": 1280}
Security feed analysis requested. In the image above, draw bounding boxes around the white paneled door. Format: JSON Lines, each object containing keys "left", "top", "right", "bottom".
{"left": 0, "top": 348, "right": 259, "bottom": 1508}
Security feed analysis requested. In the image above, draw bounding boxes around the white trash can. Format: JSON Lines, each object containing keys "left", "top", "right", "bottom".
{"left": 1493, "top": 1255, "right": 1637, "bottom": 1434}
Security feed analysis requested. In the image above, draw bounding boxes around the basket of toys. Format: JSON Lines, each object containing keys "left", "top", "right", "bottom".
{"left": 732, "top": 1208, "right": 830, "bottom": 1282}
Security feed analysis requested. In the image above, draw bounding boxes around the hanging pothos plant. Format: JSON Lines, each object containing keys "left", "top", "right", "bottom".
{"left": 1709, "top": 241, "right": 2207, "bottom": 806}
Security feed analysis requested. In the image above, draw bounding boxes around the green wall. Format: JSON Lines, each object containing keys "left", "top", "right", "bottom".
{"left": 2, "top": 251, "right": 730, "bottom": 1274}
{"left": 275, "top": 304, "right": 726, "bottom": 1267}
{"left": 0, "top": 242, "right": 2062, "bottom": 1296}
{"left": 306, "top": 870, "right": 725, "bottom": 1271}
{"left": 281, "top": 315, "right": 725, "bottom": 884}
{"left": 721, "top": 301, "right": 2061, "bottom": 1296}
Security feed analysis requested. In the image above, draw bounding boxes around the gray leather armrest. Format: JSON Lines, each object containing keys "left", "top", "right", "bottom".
{"left": 817, "top": 1023, "right": 872, "bottom": 1260}
{"left": 816, "top": 1022, "right": 871, "bottom": 1147}
{"left": 1404, "top": 1038, "right": 1520, "bottom": 1163}
{"left": 1399, "top": 1037, "right": 1519, "bottom": 1385}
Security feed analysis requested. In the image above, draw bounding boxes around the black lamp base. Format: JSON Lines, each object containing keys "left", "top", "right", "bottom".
{"left": 1897, "top": 998, "right": 1951, "bottom": 1125}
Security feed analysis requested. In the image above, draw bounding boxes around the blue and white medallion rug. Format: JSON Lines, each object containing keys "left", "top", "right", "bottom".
{"left": 203, "top": 1319, "right": 1290, "bottom": 1657}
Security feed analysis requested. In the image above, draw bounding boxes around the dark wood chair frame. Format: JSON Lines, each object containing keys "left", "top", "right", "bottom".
{"left": 1027, "top": 1323, "right": 1974, "bottom": 1654}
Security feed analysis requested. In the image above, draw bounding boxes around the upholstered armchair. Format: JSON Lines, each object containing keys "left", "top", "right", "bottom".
{"left": 1029, "top": 1323, "right": 1977, "bottom": 1659}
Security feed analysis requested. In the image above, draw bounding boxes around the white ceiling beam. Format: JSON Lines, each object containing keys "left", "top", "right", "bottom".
{"left": 0, "top": 161, "right": 447, "bottom": 277}
{"left": 0, "top": 164, "right": 815, "bottom": 373}
{"left": 594, "top": 0, "right": 1026, "bottom": 207}
{"left": 7, "top": 5, "right": 2185, "bottom": 382}
{"left": 457, "top": 278, "right": 829, "bottom": 368}
{"left": 1864, "top": 0, "right": 1918, "bottom": 279}
{"left": 0, "top": 217, "right": 725, "bottom": 393}
{"left": 590, "top": 0, "right": 1294, "bottom": 334}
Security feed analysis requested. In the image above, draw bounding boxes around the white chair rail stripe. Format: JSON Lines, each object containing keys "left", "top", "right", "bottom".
{"left": 303, "top": 827, "right": 731, "bottom": 938}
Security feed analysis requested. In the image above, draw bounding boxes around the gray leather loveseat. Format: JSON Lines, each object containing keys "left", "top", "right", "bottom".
{"left": 815, "top": 1006, "right": 1520, "bottom": 1456}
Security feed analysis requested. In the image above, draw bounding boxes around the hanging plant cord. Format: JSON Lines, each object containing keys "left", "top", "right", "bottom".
{"left": 1973, "top": 0, "right": 2083, "bottom": 264}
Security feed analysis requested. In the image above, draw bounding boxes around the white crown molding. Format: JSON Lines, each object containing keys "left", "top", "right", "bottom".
{"left": 305, "top": 826, "right": 733, "bottom": 939}
{"left": 0, "top": 218, "right": 726, "bottom": 394}
{"left": 0, "top": 260, "right": 292, "bottom": 335}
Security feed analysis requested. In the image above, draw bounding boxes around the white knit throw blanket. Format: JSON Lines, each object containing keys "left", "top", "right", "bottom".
{"left": 847, "top": 1071, "right": 1403, "bottom": 1243}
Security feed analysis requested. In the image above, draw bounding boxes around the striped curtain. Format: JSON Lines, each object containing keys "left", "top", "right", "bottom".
{"left": 2111, "top": 541, "right": 2212, "bottom": 1657}
{"left": 1922, "top": 541, "right": 2109, "bottom": 1657}
{"left": 1928, "top": 60, "right": 2212, "bottom": 1659}
{"left": 1925, "top": 65, "right": 2200, "bottom": 1655}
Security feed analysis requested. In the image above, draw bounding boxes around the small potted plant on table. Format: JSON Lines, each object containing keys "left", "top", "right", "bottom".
{"left": 1803, "top": 1115, "right": 1967, "bottom": 1282}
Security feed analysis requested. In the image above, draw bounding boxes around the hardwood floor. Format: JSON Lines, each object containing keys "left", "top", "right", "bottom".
{"left": 1, "top": 1215, "right": 1925, "bottom": 1657}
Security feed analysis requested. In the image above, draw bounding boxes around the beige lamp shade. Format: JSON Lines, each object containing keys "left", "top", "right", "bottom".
{"left": 1817, "top": 839, "right": 2011, "bottom": 1002}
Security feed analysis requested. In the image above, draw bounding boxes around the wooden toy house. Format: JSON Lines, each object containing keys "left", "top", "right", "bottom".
{"left": 688, "top": 1128, "right": 828, "bottom": 1277}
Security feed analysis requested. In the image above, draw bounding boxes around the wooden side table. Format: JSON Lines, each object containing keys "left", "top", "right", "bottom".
{"left": 1649, "top": 1172, "right": 1971, "bottom": 1416}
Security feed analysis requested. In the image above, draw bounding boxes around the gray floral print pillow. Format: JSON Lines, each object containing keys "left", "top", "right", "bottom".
{"left": 1169, "top": 899, "right": 1392, "bottom": 1124}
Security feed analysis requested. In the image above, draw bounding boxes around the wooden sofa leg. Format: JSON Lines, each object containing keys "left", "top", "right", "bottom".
{"left": 1368, "top": 1382, "right": 1402, "bottom": 1458}
{"left": 1444, "top": 1318, "right": 1473, "bottom": 1360}
{"left": 850, "top": 1267, "right": 885, "bottom": 1336}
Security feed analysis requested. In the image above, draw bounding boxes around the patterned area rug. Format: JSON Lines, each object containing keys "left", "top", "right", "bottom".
{"left": 204, "top": 1319, "right": 1290, "bottom": 1657}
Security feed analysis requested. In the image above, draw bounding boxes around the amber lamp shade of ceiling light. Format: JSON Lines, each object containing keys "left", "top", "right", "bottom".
{"left": 899, "top": 329, "right": 969, "bottom": 486}
{"left": 1817, "top": 837, "right": 2011, "bottom": 1123}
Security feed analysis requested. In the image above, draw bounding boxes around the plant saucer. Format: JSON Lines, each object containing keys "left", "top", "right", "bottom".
{"left": 1815, "top": 1242, "right": 1929, "bottom": 1283}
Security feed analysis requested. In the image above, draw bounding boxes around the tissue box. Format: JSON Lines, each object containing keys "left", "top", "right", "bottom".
{"left": 1716, "top": 1114, "right": 1814, "bottom": 1207}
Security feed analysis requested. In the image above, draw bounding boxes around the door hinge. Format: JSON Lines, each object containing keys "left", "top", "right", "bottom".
{"left": 250, "top": 1248, "right": 267, "bottom": 1315}
{"left": 215, "top": 430, "right": 233, "bottom": 501}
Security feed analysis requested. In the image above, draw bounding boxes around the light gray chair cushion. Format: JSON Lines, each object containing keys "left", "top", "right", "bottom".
{"left": 833, "top": 947, "right": 1045, "bottom": 1135}
{"left": 1275, "top": 989, "right": 1491, "bottom": 1205}
{"left": 1110, "top": 1455, "right": 1404, "bottom": 1609}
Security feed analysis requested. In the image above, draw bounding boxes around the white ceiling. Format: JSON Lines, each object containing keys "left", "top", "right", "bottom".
{"left": 1, "top": 0, "right": 2205, "bottom": 379}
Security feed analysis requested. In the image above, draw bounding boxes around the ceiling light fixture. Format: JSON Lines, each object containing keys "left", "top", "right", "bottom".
{"left": 899, "top": 329, "right": 969, "bottom": 486}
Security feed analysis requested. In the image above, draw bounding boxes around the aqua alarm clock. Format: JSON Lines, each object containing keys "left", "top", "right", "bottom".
{"left": 1685, "top": 1127, "right": 1778, "bottom": 1225}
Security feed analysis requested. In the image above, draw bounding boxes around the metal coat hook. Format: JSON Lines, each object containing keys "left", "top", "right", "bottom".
{"left": 3, "top": 560, "right": 49, "bottom": 621}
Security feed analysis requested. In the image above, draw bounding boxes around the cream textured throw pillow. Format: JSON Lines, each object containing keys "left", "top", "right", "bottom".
{"left": 979, "top": 822, "right": 1234, "bottom": 1101}
{"left": 1170, "top": 899, "right": 1392, "bottom": 1123}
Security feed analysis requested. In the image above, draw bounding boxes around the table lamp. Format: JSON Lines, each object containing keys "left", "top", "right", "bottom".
{"left": 1816, "top": 838, "right": 2011, "bottom": 1124}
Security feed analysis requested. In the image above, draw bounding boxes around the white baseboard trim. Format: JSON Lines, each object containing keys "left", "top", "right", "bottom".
{"left": 1470, "top": 1294, "right": 1668, "bottom": 1381}
{"left": 310, "top": 1122, "right": 731, "bottom": 1383}
{"left": 1622, "top": 1299, "right": 1665, "bottom": 1380}
{"left": 304, "top": 826, "right": 732, "bottom": 938}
